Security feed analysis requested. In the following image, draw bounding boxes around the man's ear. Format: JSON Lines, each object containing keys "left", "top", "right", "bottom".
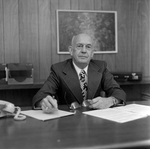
{"left": 68, "top": 46, "right": 73, "bottom": 56}
{"left": 91, "top": 51, "right": 94, "bottom": 58}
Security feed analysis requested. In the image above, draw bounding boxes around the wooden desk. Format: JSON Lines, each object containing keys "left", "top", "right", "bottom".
{"left": 0, "top": 101, "right": 150, "bottom": 149}
{"left": 0, "top": 83, "right": 43, "bottom": 90}
{"left": 0, "top": 84, "right": 43, "bottom": 107}
{"left": 0, "top": 80, "right": 149, "bottom": 90}
{"left": 0, "top": 80, "right": 150, "bottom": 106}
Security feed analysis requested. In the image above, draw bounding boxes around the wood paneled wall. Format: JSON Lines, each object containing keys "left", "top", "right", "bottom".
{"left": 0, "top": 0, "right": 150, "bottom": 83}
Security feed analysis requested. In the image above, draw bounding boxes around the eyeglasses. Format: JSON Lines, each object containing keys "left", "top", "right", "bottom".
{"left": 76, "top": 43, "right": 93, "bottom": 51}
{"left": 64, "top": 92, "right": 90, "bottom": 110}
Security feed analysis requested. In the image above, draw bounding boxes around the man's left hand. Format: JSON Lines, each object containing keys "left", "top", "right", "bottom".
{"left": 87, "top": 97, "right": 114, "bottom": 109}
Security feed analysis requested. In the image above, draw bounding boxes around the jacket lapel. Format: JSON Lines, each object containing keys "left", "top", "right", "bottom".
{"left": 62, "top": 60, "right": 83, "bottom": 104}
{"left": 87, "top": 61, "right": 102, "bottom": 99}
{"left": 62, "top": 60, "right": 102, "bottom": 103}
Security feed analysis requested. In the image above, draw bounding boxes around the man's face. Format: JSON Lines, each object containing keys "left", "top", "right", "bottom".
{"left": 69, "top": 34, "right": 94, "bottom": 68}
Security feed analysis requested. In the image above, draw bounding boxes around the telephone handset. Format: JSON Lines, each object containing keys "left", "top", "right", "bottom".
{"left": 0, "top": 100, "right": 26, "bottom": 121}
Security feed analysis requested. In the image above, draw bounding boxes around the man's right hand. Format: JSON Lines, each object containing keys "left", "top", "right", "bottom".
{"left": 40, "top": 95, "right": 58, "bottom": 113}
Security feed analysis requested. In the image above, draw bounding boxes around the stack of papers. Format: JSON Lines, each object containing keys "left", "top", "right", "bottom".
{"left": 21, "top": 110, "right": 74, "bottom": 121}
{"left": 83, "top": 104, "right": 150, "bottom": 123}
{"left": 115, "top": 104, "right": 150, "bottom": 116}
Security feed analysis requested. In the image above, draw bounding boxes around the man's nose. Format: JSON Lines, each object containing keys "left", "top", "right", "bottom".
{"left": 81, "top": 46, "right": 87, "bottom": 52}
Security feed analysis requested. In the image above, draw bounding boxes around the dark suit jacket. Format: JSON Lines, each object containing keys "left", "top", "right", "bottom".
{"left": 32, "top": 59, "right": 126, "bottom": 106}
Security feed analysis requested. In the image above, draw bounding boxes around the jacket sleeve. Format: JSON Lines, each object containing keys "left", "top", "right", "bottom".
{"left": 32, "top": 65, "right": 60, "bottom": 107}
{"left": 101, "top": 62, "right": 126, "bottom": 103}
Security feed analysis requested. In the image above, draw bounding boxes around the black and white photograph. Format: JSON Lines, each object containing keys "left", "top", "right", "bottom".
{"left": 0, "top": 0, "right": 149, "bottom": 149}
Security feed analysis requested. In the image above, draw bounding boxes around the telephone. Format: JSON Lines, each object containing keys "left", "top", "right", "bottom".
{"left": 0, "top": 100, "right": 26, "bottom": 121}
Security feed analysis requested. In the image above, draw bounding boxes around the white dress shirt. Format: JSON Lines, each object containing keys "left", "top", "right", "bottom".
{"left": 72, "top": 61, "right": 88, "bottom": 79}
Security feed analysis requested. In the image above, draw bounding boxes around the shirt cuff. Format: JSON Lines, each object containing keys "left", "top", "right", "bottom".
{"left": 33, "top": 100, "right": 42, "bottom": 110}
{"left": 111, "top": 97, "right": 126, "bottom": 107}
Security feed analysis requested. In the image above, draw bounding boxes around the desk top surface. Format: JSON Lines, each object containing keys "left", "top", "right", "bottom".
{"left": 1, "top": 101, "right": 150, "bottom": 149}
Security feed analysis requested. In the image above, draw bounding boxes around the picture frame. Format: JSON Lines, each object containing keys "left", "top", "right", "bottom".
{"left": 56, "top": 10, "right": 118, "bottom": 54}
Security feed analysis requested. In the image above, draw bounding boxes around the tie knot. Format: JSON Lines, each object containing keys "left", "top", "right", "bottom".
{"left": 79, "top": 70, "right": 86, "bottom": 81}
{"left": 80, "top": 69, "right": 86, "bottom": 74}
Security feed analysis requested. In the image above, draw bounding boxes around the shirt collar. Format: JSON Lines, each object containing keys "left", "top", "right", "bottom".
{"left": 72, "top": 61, "right": 88, "bottom": 77}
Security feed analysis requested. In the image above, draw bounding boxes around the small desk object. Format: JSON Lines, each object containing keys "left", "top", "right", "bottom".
{"left": 6, "top": 63, "right": 33, "bottom": 85}
{"left": 0, "top": 101, "right": 150, "bottom": 149}
{"left": 112, "top": 72, "right": 142, "bottom": 82}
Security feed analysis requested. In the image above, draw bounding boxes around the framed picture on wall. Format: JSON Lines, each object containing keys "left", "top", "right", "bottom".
{"left": 56, "top": 9, "right": 118, "bottom": 54}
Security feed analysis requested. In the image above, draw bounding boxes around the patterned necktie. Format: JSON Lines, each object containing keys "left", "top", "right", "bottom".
{"left": 79, "top": 70, "right": 88, "bottom": 101}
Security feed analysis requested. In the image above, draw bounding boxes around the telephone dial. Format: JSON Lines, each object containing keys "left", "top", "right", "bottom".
{"left": 0, "top": 100, "right": 26, "bottom": 121}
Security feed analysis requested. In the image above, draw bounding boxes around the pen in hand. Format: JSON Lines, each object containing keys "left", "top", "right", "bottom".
{"left": 42, "top": 95, "right": 58, "bottom": 113}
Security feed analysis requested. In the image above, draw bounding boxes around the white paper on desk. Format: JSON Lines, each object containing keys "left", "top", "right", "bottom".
{"left": 21, "top": 110, "right": 74, "bottom": 121}
{"left": 83, "top": 108, "right": 147, "bottom": 123}
{"left": 115, "top": 104, "right": 150, "bottom": 116}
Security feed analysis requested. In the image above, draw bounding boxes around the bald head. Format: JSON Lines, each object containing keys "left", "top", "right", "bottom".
{"left": 71, "top": 33, "right": 94, "bottom": 47}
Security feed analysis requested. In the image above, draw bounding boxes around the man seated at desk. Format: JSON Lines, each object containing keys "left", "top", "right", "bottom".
{"left": 32, "top": 33, "right": 126, "bottom": 113}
